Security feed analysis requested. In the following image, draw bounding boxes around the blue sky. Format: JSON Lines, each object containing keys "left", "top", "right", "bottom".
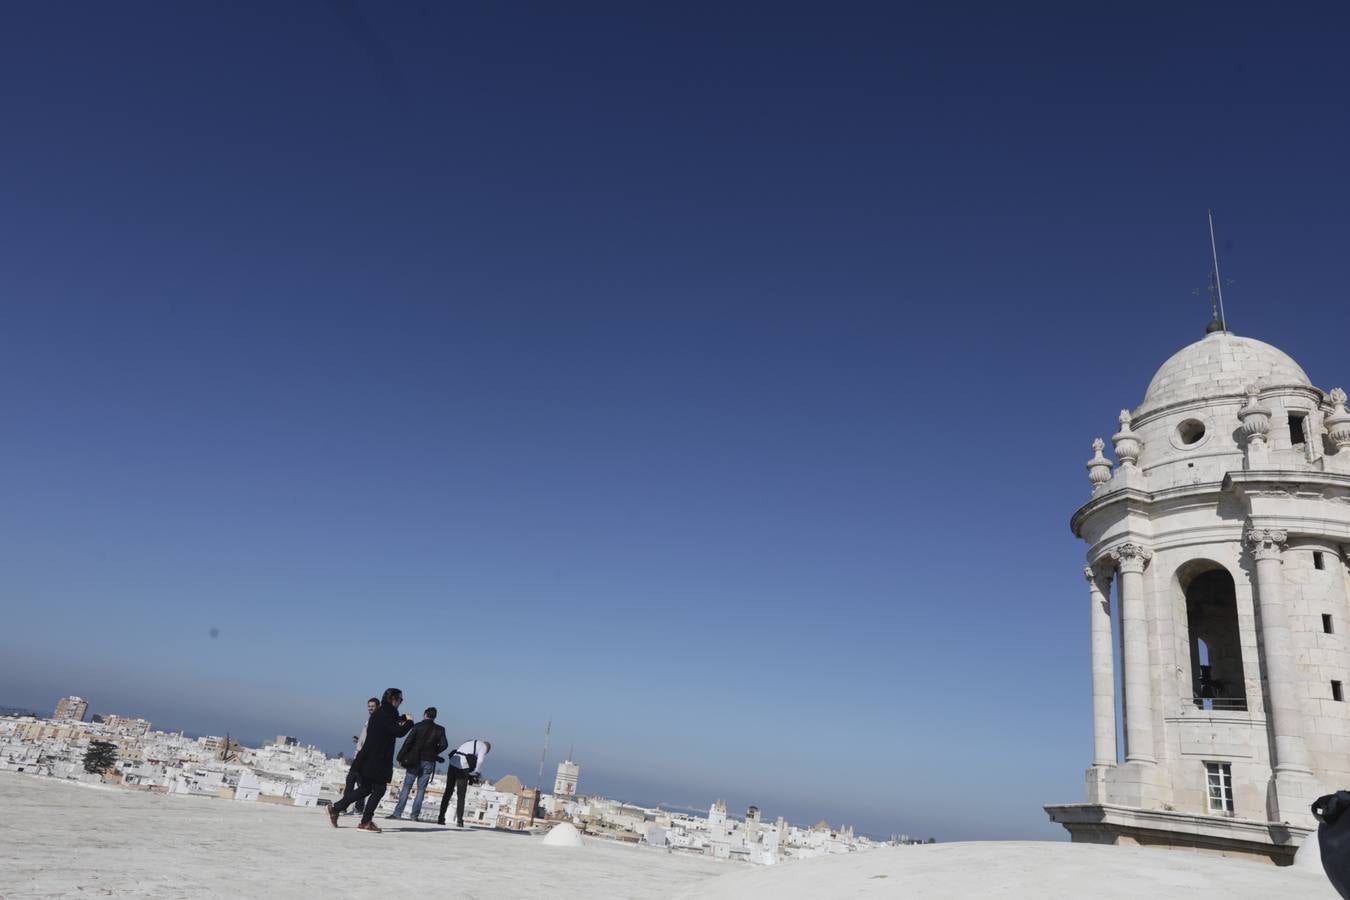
{"left": 3, "top": 2, "right": 1350, "bottom": 840}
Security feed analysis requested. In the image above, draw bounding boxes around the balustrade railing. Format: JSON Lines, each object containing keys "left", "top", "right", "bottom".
{"left": 1190, "top": 696, "right": 1247, "bottom": 712}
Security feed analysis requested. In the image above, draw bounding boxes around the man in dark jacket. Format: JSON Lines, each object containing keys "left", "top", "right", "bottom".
{"left": 326, "top": 688, "right": 414, "bottom": 832}
{"left": 344, "top": 697, "right": 379, "bottom": 816}
{"left": 387, "top": 706, "right": 448, "bottom": 821}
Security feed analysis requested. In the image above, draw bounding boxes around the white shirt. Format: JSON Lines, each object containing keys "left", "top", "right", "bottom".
{"left": 449, "top": 739, "right": 487, "bottom": 774}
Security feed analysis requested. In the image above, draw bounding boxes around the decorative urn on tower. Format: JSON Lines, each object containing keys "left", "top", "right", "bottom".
{"left": 1112, "top": 410, "right": 1143, "bottom": 468}
{"left": 1086, "top": 439, "right": 1113, "bottom": 494}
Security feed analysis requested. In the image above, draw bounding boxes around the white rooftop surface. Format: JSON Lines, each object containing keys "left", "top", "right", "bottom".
{"left": 1, "top": 773, "right": 1339, "bottom": 899}
{"left": 677, "top": 839, "right": 1339, "bottom": 900}
{"left": 0, "top": 774, "right": 726, "bottom": 899}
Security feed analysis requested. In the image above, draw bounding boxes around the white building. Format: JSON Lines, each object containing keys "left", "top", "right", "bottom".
{"left": 235, "top": 768, "right": 263, "bottom": 802}
{"left": 1047, "top": 321, "right": 1350, "bottom": 864}
{"left": 293, "top": 779, "right": 323, "bottom": 808}
{"left": 744, "top": 805, "right": 761, "bottom": 848}
{"left": 707, "top": 800, "right": 730, "bottom": 859}
{"left": 170, "top": 768, "right": 227, "bottom": 797}
{"left": 475, "top": 785, "right": 518, "bottom": 828}
{"left": 553, "top": 759, "right": 579, "bottom": 804}
{"left": 53, "top": 696, "right": 88, "bottom": 722}
{"left": 91, "top": 715, "right": 152, "bottom": 736}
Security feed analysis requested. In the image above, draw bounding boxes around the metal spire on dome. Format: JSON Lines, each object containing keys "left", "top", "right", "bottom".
{"left": 1204, "top": 272, "right": 1226, "bottom": 334}
{"left": 1206, "top": 209, "right": 1229, "bottom": 334}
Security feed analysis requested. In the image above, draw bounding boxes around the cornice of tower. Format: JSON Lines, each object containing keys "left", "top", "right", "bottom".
{"left": 1071, "top": 482, "right": 1228, "bottom": 539}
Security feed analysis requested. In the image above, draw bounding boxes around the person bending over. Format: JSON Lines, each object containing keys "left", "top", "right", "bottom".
{"left": 438, "top": 738, "right": 490, "bottom": 827}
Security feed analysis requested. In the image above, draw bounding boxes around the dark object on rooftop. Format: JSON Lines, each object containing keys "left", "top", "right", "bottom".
{"left": 1312, "top": 791, "right": 1350, "bottom": 899}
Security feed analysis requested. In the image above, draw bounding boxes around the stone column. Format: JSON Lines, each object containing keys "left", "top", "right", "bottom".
{"left": 1086, "top": 566, "right": 1117, "bottom": 767}
{"left": 1246, "top": 528, "right": 1313, "bottom": 777}
{"left": 1110, "top": 542, "right": 1155, "bottom": 765}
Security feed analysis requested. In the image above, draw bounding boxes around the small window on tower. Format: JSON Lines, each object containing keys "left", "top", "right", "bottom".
{"left": 1290, "top": 413, "right": 1308, "bottom": 446}
{"left": 1315, "top": 551, "right": 1326, "bottom": 570}
{"left": 1205, "top": 762, "right": 1234, "bottom": 815}
{"left": 1334, "top": 681, "right": 1345, "bottom": 702}
{"left": 1325, "top": 614, "right": 1335, "bottom": 634}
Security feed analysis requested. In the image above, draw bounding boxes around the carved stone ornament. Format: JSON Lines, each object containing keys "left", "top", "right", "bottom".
{"left": 1236, "top": 383, "right": 1272, "bottom": 446}
{"left": 1086, "top": 438, "right": 1113, "bottom": 493}
{"left": 1112, "top": 409, "right": 1143, "bottom": 468}
{"left": 1084, "top": 565, "right": 1111, "bottom": 593}
{"left": 1245, "top": 527, "right": 1288, "bottom": 561}
{"left": 1325, "top": 387, "right": 1350, "bottom": 453}
{"left": 1108, "top": 542, "right": 1153, "bottom": 573}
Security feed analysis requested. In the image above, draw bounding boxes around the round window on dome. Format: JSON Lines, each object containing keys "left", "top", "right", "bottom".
{"left": 1177, "top": 419, "right": 1207, "bottom": 446}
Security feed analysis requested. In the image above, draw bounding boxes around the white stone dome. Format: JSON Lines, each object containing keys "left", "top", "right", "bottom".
{"left": 1142, "top": 331, "right": 1311, "bottom": 409}
{"left": 541, "top": 821, "right": 585, "bottom": 847}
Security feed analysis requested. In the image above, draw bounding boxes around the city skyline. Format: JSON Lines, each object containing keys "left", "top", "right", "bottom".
{"left": 2, "top": 697, "right": 898, "bottom": 847}
{"left": 3, "top": 688, "right": 893, "bottom": 838}
{"left": 5, "top": 3, "right": 1350, "bottom": 843}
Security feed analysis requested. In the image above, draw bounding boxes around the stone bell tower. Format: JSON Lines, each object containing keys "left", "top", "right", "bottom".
{"left": 1045, "top": 320, "right": 1350, "bottom": 864}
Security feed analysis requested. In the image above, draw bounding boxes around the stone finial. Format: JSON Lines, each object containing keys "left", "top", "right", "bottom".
{"left": 1086, "top": 438, "right": 1113, "bottom": 493}
{"left": 1326, "top": 387, "right": 1350, "bottom": 453}
{"left": 1237, "top": 383, "right": 1272, "bottom": 447}
{"left": 1111, "top": 409, "right": 1143, "bottom": 467}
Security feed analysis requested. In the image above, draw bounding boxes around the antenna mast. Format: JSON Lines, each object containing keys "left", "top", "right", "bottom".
{"left": 1207, "top": 209, "right": 1228, "bottom": 330}
{"left": 537, "top": 719, "right": 551, "bottom": 788}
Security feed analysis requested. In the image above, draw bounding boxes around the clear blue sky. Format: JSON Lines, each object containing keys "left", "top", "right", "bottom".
{"left": 3, "top": 2, "right": 1350, "bottom": 841}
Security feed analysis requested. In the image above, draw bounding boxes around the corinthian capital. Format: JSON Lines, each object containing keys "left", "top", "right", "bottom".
{"left": 1108, "top": 542, "right": 1152, "bottom": 574}
{"left": 1246, "top": 527, "right": 1289, "bottom": 561}
{"left": 1084, "top": 565, "right": 1113, "bottom": 597}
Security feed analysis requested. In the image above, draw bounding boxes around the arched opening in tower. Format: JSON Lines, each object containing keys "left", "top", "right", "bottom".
{"left": 1182, "top": 568, "right": 1247, "bottom": 711}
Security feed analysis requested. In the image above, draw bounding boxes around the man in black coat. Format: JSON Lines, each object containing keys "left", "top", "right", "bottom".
{"left": 326, "top": 687, "right": 414, "bottom": 832}
{"left": 387, "top": 706, "right": 449, "bottom": 821}
{"left": 343, "top": 697, "right": 379, "bottom": 816}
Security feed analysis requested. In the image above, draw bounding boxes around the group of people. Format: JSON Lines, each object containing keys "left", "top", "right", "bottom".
{"left": 326, "top": 688, "right": 491, "bottom": 834}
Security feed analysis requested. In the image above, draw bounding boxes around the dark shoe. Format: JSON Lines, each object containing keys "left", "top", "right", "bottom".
{"left": 456, "top": 820, "right": 464, "bottom": 828}
{"left": 327, "top": 805, "right": 340, "bottom": 828}
{"left": 437, "top": 816, "right": 446, "bottom": 825}
{"left": 357, "top": 820, "right": 382, "bottom": 833}
{"left": 385, "top": 814, "right": 400, "bottom": 820}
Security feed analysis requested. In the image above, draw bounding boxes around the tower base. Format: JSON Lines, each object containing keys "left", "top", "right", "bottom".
{"left": 1271, "top": 770, "right": 1322, "bottom": 831}
{"left": 1044, "top": 803, "right": 1310, "bottom": 866}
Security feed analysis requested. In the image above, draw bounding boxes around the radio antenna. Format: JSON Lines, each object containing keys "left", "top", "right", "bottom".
{"left": 1207, "top": 209, "right": 1228, "bottom": 331}
{"left": 536, "top": 719, "right": 551, "bottom": 789}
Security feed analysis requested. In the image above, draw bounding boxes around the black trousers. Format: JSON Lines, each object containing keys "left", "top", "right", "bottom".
{"left": 332, "top": 777, "right": 387, "bottom": 824}
{"left": 439, "top": 769, "right": 469, "bottom": 825}
{"left": 343, "top": 765, "right": 365, "bottom": 814}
